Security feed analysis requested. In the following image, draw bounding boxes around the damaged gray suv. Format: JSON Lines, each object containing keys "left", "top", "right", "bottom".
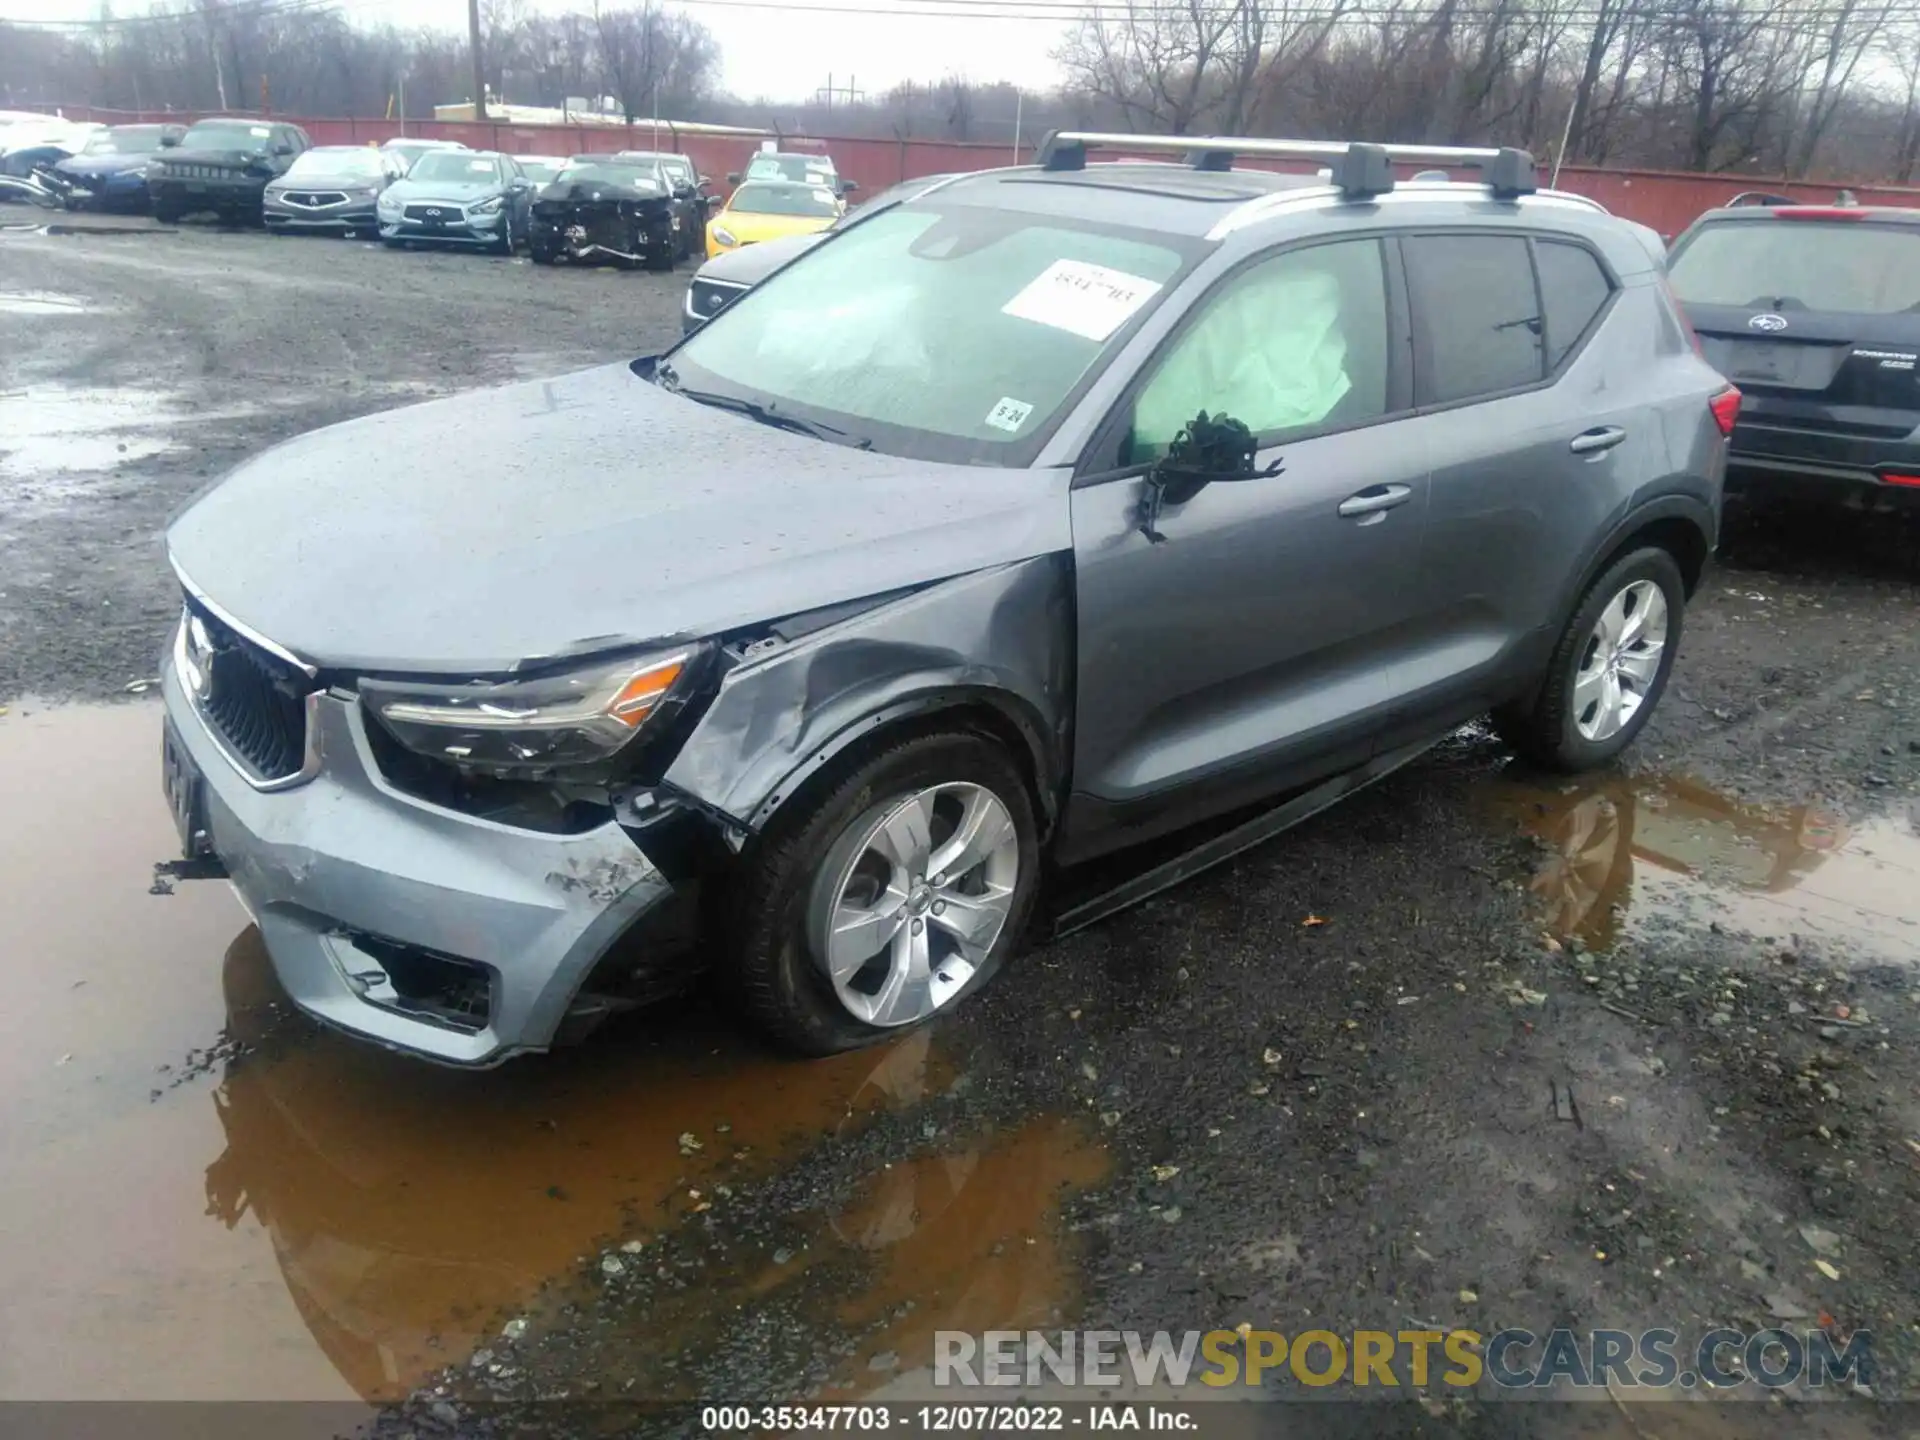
{"left": 160, "top": 133, "right": 1736, "bottom": 1065}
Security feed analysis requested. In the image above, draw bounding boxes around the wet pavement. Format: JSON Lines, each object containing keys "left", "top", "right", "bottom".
{"left": 6, "top": 221, "right": 1920, "bottom": 1432}
{"left": 1504, "top": 772, "right": 1920, "bottom": 964}
{"left": 5, "top": 696, "right": 1917, "bottom": 1425}
{"left": 0, "top": 703, "right": 1108, "bottom": 1406}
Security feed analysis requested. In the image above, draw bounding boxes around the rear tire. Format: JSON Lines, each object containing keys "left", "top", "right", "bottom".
{"left": 720, "top": 729, "right": 1040, "bottom": 1056}
{"left": 1493, "top": 546, "right": 1685, "bottom": 772}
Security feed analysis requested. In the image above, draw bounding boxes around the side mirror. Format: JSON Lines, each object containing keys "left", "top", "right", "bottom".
{"left": 273, "top": 142, "right": 293, "bottom": 157}
{"left": 841, "top": 179, "right": 859, "bottom": 193}
{"left": 726, "top": 171, "right": 741, "bottom": 184}
{"left": 161, "top": 135, "right": 181, "bottom": 148}
{"left": 1136, "top": 412, "right": 1281, "bottom": 542}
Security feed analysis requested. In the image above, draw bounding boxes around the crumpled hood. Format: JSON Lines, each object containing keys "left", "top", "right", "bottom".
{"left": 167, "top": 362, "right": 1071, "bottom": 675}
{"left": 534, "top": 179, "right": 663, "bottom": 206}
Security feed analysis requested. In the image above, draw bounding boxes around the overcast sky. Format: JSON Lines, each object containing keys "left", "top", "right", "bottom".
{"left": 25, "top": 0, "right": 1075, "bottom": 105}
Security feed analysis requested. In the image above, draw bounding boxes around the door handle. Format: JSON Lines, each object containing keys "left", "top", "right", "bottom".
{"left": 1569, "top": 425, "right": 1627, "bottom": 456}
{"left": 1337, "top": 483, "right": 1414, "bottom": 519}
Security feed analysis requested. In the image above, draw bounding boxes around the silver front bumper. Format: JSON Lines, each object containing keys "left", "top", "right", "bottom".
{"left": 378, "top": 211, "right": 502, "bottom": 244}
{"left": 161, "top": 655, "right": 675, "bottom": 1065}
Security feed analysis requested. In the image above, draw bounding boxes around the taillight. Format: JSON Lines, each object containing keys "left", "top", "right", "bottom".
{"left": 1710, "top": 387, "right": 1742, "bottom": 437}
{"left": 1774, "top": 206, "right": 1869, "bottom": 220}
{"left": 1881, "top": 473, "right": 1920, "bottom": 488}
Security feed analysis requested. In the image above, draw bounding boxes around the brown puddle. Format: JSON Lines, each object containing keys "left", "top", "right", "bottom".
{"left": 1498, "top": 768, "right": 1920, "bottom": 961}
{"left": 0, "top": 702, "right": 1104, "bottom": 1402}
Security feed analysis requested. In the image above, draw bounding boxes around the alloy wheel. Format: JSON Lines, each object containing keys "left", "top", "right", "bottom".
{"left": 1572, "top": 579, "right": 1668, "bottom": 742}
{"left": 807, "top": 782, "right": 1021, "bottom": 1027}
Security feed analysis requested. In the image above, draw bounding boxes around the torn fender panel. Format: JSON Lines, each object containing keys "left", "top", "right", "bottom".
{"left": 662, "top": 555, "right": 1075, "bottom": 831}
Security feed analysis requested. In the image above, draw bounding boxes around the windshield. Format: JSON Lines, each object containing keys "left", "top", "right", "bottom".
{"left": 180, "top": 121, "right": 275, "bottom": 152}
{"left": 730, "top": 182, "right": 838, "bottom": 218}
{"left": 516, "top": 158, "right": 562, "bottom": 183}
{"left": 88, "top": 128, "right": 166, "bottom": 156}
{"left": 1669, "top": 220, "right": 1920, "bottom": 314}
{"left": 553, "top": 161, "right": 658, "bottom": 190}
{"left": 286, "top": 149, "right": 384, "bottom": 179}
{"left": 409, "top": 152, "right": 501, "bottom": 185}
{"left": 746, "top": 154, "right": 835, "bottom": 185}
{"left": 669, "top": 205, "right": 1194, "bottom": 464}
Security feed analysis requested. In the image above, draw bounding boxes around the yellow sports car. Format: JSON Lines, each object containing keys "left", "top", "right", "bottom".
{"left": 706, "top": 179, "right": 843, "bottom": 259}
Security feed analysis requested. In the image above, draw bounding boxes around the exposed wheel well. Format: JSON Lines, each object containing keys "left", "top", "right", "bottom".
{"left": 753, "top": 700, "right": 1057, "bottom": 848}
{"left": 1603, "top": 515, "right": 1710, "bottom": 597}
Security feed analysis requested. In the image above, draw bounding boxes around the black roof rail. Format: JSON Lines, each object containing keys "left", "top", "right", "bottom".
{"left": 1032, "top": 131, "right": 1538, "bottom": 201}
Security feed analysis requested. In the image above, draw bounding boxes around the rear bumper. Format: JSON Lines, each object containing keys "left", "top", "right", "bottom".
{"left": 1728, "top": 412, "right": 1920, "bottom": 489}
{"left": 160, "top": 655, "right": 681, "bottom": 1066}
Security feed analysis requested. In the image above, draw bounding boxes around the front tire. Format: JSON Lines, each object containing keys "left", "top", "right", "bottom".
{"left": 1494, "top": 546, "right": 1685, "bottom": 771}
{"left": 722, "top": 729, "right": 1040, "bottom": 1056}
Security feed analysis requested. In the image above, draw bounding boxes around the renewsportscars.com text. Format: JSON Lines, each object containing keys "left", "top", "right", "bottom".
{"left": 934, "top": 1327, "right": 1872, "bottom": 1390}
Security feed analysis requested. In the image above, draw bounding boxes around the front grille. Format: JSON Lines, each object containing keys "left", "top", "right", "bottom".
{"left": 190, "top": 603, "right": 314, "bottom": 781}
{"left": 162, "top": 163, "right": 237, "bottom": 181}
{"left": 690, "top": 278, "right": 745, "bottom": 317}
{"left": 404, "top": 203, "right": 461, "bottom": 223}
{"left": 283, "top": 191, "right": 349, "bottom": 208}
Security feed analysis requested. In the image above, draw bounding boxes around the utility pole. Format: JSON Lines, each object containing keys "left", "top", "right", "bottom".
{"left": 468, "top": 0, "right": 488, "bottom": 121}
{"left": 814, "top": 73, "right": 863, "bottom": 112}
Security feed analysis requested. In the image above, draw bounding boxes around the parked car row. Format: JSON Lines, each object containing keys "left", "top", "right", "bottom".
{"left": 7, "top": 114, "right": 856, "bottom": 275}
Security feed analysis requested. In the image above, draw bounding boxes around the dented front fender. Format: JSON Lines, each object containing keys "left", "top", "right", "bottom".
{"left": 661, "top": 555, "right": 1075, "bottom": 833}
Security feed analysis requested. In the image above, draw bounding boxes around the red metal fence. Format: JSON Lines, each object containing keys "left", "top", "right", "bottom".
{"left": 47, "top": 103, "right": 1920, "bottom": 237}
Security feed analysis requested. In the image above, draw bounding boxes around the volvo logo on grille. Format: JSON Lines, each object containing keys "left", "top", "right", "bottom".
{"left": 1749, "top": 313, "right": 1789, "bottom": 332}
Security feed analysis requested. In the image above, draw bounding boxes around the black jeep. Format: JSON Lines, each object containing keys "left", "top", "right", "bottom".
{"left": 148, "top": 117, "right": 311, "bottom": 226}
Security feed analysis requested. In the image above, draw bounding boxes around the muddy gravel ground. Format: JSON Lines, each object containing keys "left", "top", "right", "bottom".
{"left": 3, "top": 216, "right": 1920, "bottom": 1439}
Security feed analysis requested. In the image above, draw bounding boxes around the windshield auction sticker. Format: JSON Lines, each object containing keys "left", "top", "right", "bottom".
{"left": 1002, "top": 259, "right": 1163, "bottom": 342}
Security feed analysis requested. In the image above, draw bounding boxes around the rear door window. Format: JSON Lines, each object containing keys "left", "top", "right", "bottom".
{"left": 1403, "top": 234, "right": 1544, "bottom": 404}
{"left": 1668, "top": 220, "right": 1920, "bottom": 314}
{"left": 1535, "top": 240, "right": 1614, "bottom": 369}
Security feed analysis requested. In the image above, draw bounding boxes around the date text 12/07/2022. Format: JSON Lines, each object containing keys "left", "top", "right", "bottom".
{"left": 701, "top": 1405, "right": 1198, "bottom": 1432}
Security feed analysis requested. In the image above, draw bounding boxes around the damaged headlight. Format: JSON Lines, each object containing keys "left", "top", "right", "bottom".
{"left": 377, "top": 190, "right": 403, "bottom": 214}
{"left": 470, "top": 195, "right": 505, "bottom": 215}
{"left": 711, "top": 225, "right": 738, "bottom": 248}
{"left": 361, "top": 647, "right": 700, "bottom": 778}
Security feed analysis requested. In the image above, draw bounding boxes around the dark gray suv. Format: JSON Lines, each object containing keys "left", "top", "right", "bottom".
{"left": 158, "top": 133, "right": 1735, "bottom": 1066}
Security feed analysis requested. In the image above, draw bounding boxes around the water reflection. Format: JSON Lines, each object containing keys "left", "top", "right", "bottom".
{"left": 204, "top": 933, "right": 1105, "bottom": 1401}
{"left": 1501, "top": 770, "right": 1918, "bottom": 959}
